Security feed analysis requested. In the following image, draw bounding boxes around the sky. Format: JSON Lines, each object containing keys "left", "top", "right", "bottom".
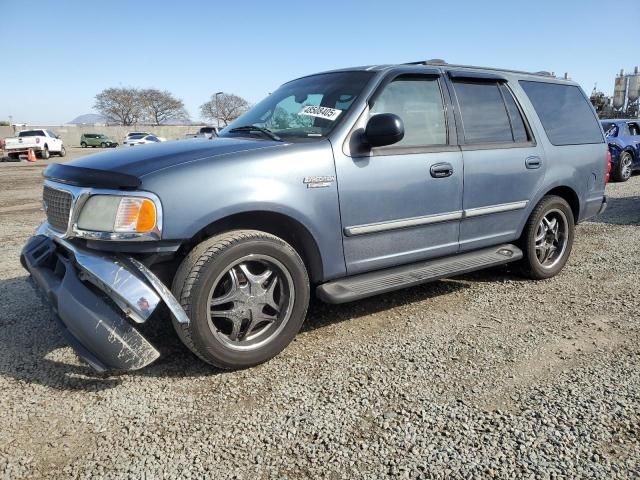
{"left": 0, "top": 0, "right": 634, "bottom": 124}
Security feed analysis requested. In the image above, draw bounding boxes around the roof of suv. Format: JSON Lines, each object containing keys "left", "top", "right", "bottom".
{"left": 305, "top": 59, "right": 574, "bottom": 84}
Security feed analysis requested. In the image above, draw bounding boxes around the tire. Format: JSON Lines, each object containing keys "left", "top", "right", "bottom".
{"left": 39, "top": 147, "right": 50, "bottom": 160}
{"left": 80, "top": 142, "right": 87, "bottom": 148}
{"left": 171, "top": 230, "right": 310, "bottom": 369}
{"left": 612, "top": 151, "right": 633, "bottom": 182}
{"left": 519, "top": 195, "right": 575, "bottom": 280}
{"left": 58, "top": 145, "right": 66, "bottom": 157}
{"left": 101, "top": 142, "right": 106, "bottom": 148}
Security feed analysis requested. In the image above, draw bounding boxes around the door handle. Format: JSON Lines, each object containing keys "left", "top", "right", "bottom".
{"left": 430, "top": 162, "right": 454, "bottom": 178}
{"left": 525, "top": 156, "right": 542, "bottom": 169}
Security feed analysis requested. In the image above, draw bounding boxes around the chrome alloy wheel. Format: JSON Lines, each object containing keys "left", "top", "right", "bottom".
{"left": 621, "top": 152, "right": 633, "bottom": 180}
{"left": 207, "top": 254, "right": 295, "bottom": 351}
{"left": 534, "top": 209, "right": 569, "bottom": 269}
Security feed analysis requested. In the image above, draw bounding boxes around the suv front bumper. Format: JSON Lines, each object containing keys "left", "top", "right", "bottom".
{"left": 20, "top": 225, "right": 189, "bottom": 371}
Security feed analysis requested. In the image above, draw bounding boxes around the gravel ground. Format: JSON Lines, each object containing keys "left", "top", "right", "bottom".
{"left": 0, "top": 157, "right": 639, "bottom": 479}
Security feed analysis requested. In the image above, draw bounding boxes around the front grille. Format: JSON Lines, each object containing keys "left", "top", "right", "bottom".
{"left": 43, "top": 185, "right": 72, "bottom": 232}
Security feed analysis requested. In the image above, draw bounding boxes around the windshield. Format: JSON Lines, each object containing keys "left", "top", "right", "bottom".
{"left": 601, "top": 122, "right": 617, "bottom": 137}
{"left": 220, "top": 71, "right": 374, "bottom": 141}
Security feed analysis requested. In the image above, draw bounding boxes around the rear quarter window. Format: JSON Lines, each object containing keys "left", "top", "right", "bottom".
{"left": 520, "top": 81, "right": 603, "bottom": 146}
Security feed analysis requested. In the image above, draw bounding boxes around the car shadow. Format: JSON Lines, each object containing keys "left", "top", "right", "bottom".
{"left": 0, "top": 274, "right": 468, "bottom": 391}
{"left": 590, "top": 194, "right": 639, "bottom": 226}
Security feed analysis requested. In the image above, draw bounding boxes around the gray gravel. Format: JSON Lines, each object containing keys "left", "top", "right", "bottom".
{"left": 1, "top": 159, "right": 639, "bottom": 479}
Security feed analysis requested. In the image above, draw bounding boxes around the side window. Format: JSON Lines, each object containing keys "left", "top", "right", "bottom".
{"left": 628, "top": 123, "right": 640, "bottom": 136}
{"left": 520, "top": 81, "right": 603, "bottom": 146}
{"left": 500, "top": 85, "right": 530, "bottom": 143}
{"left": 452, "top": 81, "right": 513, "bottom": 144}
{"left": 370, "top": 76, "right": 447, "bottom": 147}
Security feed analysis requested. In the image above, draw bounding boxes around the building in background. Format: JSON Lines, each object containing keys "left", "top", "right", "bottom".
{"left": 591, "top": 66, "right": 640, "bottom": 118}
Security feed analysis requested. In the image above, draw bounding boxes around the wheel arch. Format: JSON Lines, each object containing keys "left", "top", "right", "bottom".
{"left": 544, "top": 185, "right": 580, "bottom": 222}
{"left": 184, "top": 211, "right": 324, "bottom": 283}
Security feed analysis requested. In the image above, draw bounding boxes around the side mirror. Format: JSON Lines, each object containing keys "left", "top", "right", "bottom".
{"left": 364, "top": 113, "right": 404, "bottom": 148}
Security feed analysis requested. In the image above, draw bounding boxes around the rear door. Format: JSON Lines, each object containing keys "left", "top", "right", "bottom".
{"left": 447, "top": 72, "right": 546, "bottom": 251}
{"left": 335, "top": 71, "right": 464, "bottom": 274}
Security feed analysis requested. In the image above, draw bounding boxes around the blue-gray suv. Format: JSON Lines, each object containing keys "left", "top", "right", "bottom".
{"left": 21, "top": 60, "right": 609, "bottom": 371}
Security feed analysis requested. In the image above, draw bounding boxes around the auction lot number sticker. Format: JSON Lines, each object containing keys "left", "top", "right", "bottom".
{"left": 298, "top": 105, "right": 342, "bottom": 121}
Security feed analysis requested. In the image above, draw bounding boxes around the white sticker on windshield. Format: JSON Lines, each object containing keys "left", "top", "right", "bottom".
{"left": 298, "top": 105, "right": 342, "bottom": 121}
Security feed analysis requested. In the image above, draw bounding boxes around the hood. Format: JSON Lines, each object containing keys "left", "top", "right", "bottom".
{"left": 45, "top": 137, "right": 283, "bottom": 188}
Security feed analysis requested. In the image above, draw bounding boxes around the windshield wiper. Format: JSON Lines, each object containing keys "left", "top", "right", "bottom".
{"left": 228, "top": 125, "right": 281, "bottom": 141}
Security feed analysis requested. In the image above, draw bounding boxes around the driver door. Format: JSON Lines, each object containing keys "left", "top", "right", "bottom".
{"left": 334, "top": 73, "right": 463, "bottom": 274}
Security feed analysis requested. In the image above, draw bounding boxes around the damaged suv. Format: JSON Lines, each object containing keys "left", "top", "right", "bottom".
{"left": 22, "top": 60, "right": 608, "bottom": 371}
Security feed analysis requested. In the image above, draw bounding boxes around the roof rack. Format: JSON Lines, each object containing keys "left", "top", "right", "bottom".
{"left": 404, "top": 59, "right": 557, "bottom": 78}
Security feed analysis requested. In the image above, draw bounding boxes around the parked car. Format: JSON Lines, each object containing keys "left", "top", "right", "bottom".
{"left": 125, "top": 134, "right": 166, "bottom": 146}
{"left": 21, "top": 60, "right": 608, "bottom": 372}
{"left": 4, "top": 129, "right": 65, "bottom": 159}
{"left": 184, "top": 127, "right": 221, "bottom": 139}
{"left": 123, "top": 131, "right": 151, "bottom": 144}
{"left": 80, "top": 133, "right": 118, "bottom": 148}
{"left": 601, "top": 119, "right": 640, "bottom": 182}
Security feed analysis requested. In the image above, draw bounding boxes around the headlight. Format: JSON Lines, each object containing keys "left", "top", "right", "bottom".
{"left": 76, "top": 194, "right": 160, "bottom": 239}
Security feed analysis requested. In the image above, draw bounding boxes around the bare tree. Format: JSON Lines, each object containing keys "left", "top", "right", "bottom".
{"left": 200, "top": 93, "right": 250, "bottom": 126}
{"left": 94, "top": 87, "right": 143, "bottom": 126}
{"left": 141, "top": 89, "right": 189, "bottom": 125}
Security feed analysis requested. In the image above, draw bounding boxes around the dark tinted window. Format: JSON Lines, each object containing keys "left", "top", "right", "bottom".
{"left": 129, "top": 134, "right": 145, "bottom": 139}
{"left": 501, "top": 85, "right": 529, "bottom": 142}
{"left": 601, "top": 122, "right": 617, "bottom": 136}
{"left": 453, "top": 82, "right": 513, "bottom": 143}
{"left": 628, "top": 123, "right": 640, "bottom": 136}
{"left": 371, "top": 76, "right": 447, "bottom": 146}
{"left": 520, "top": 81, "right": 603, "bottom": 145}
{"left": 19, "top": 130, "right": 45, "bottom": 137}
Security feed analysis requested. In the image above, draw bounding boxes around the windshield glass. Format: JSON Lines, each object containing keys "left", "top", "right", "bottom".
{"left": 601, "top": 122, "right": 617, "bottom": 137}
{"left": 220, "top": 71, "right": 374, "bottom": 140}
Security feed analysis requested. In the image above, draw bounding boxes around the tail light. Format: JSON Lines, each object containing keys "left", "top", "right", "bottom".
{"left": 36, "top": 137, "right": 40, "bottom": 144}
{"left": 605, "top": 150, "right": 612, "bottom": 184}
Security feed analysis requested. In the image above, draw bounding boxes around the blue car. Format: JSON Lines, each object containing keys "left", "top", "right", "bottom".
{"left": 601, "top": 119, "right": 640, "bottom": 181}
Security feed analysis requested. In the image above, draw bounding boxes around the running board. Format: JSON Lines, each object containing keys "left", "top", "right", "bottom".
{"left": 316, "top": 244, "right": 522, "bottom": 304}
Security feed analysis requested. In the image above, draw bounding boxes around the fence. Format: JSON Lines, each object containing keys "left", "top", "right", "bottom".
{"left": 0, "top": 124, "right": 210, "bottom": 147}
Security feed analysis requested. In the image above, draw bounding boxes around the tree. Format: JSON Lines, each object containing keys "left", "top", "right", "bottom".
{"left": 200, "top": 93, "right": 250, "bottom": 126}
{"left": 141, "top": 89, "right": 189, "bottom": 125}
{"left": 94, "top": 87, "right": 143, "bottom": 126}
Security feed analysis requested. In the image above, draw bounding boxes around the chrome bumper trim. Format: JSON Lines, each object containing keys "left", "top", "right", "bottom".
{"left": 37, "top": 222, "right": 189, "bottom": 326}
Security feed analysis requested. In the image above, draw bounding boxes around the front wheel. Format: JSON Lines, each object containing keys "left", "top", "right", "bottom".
{"left": 520, "top": 195, "right": 574, "bottom": 280}
{"left": 171, "top": 230, "right": 310, "bottom": 369}
{"left": 39, "top": 147, "right": 50, "bottom": 160}
{"left": 80, "top": 142, "right": 87, "bottom": 148}
{"left": 58, "top": 145, "right": 66, "bottom": 157}
{"left": 613, "top": 151, "right": 633, "bottom": 182}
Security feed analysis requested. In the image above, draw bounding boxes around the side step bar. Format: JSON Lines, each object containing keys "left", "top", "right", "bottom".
{"left": 317, "top": 244, "right": 522, "bottom": 304}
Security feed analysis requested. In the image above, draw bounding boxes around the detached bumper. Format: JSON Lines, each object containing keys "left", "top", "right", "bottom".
{"left": 20, "top": 231, "right": 188, "bottom": 371}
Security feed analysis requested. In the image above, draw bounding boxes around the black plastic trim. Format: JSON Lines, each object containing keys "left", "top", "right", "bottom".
{"left": 44, "top": 163, "right": 141, "bottom": 189}
{"left": 316, "top": 244, "right": 523, "bottom": 304}
{"left": 447, "top": 70, "right": 507, "bottom": 82}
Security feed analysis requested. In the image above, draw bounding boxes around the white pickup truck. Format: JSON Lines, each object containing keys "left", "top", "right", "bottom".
{"left": 5, "top": 129, "right": 66, "bottom": 160}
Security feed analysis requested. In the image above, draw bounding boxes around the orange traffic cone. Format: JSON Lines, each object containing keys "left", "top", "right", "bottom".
{"left": 27, "top": 148, "right": 36, "bottom": 162}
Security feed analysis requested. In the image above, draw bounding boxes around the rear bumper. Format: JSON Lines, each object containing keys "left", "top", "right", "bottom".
{"left": 20, "top": 227, "right": 189, "bottom": 371}
{"left": 6, "top": 146, "right": 43, "bottom": 154}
